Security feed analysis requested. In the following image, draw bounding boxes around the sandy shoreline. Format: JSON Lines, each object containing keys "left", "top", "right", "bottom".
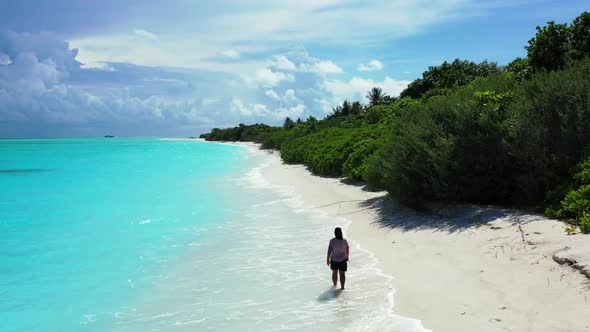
{"left": 246, "top": 145, "right": 590, "bottom": 332}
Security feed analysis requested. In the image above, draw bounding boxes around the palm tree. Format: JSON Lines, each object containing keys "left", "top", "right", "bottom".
{"left": 341, "top": 100, "right": 352, "bottom": 116}
{"left": 330, "top": 105, "right": 343, "bottom": 118}
{"left": 366, "top": 87, "right": 388, "bottom": 106}
{"left": 351, "top": 101, "right": 364, "bottom": 115}
{"left": 283, "top": 117, "right": 295, "bottom": 129}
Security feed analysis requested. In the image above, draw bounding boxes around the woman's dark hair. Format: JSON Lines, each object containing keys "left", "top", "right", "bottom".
{"left": 334, "top": 227, "right": 343, "bottom": 240}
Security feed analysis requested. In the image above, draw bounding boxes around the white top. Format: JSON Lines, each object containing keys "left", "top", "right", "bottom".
{"left": 329, "top": 238, "right": 348, "bottom": 262}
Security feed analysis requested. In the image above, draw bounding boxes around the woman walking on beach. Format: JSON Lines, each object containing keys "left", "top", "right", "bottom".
{"left": 327, "top": 227, "right": 349, "bottom": 289}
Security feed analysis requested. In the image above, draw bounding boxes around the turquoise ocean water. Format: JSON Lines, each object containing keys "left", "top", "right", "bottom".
{"left": 0, "top": 138, "right": 427, "bottom": 331}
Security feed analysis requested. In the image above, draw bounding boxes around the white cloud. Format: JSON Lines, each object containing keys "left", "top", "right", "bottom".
{"left": 324, "top": 76, "right": 411, "bottom": 104}
{"left": 269, "top": 50, "right": 342, "bottom": 75}
{"left": 0, "top": 52, "right": 11, "bottom": 65}
{"left": 1, "top": 31, "right": 418, "bottom": 137}
{"left": 72, "top": 31, "right": 266, "bottom": 76}
{"left": 270, "top": 55, "right": 297, "bottom": 71}
{"left": 266, "top": 88, "right": 298, "bottom": 102}
{"left": 284, "top": 89, "right": 297, "bottom": 101}
{"left": 275, "top": 103, "right": 305, "bottom": 119}
{"left": 133, "top": 28, "right": 158, "bottom": 41}
{"left": 80, "top": 61, "right": 116, "bottom": 71}
{"left": 0, "top": 31, "right": 217, "bottom": 136}
{"left": 315, "top": 98, "right": 335, "bottom": 114}
{"left": 242, "top": 49, "right": 407, "bottom": 122}
{"left": 230, "top": 97, "right": 305, "bottom": 120}
{"left": 358, "top": 59, "right": 383, "bottom": 71}
{"left": 230, "top": 98, "right": 269, "bottom": 116}
{"left": 265, "top": 89, "right": 280, "bottom": 100}
{"left": 249, "top": 68, "right": 295, "bottom": 87}
{"left": 311, "top": 60, "right": 343, "bottom": 74}
{"left": 0, "top": 51, "right": 203, "bottom": 125}
{"left": 220, "top": 49, "right": 240, "bottom": 59}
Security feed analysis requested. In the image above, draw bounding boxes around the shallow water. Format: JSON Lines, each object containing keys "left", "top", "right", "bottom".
{"left": 0, "top": 138, "right": 427, "bottom": 331}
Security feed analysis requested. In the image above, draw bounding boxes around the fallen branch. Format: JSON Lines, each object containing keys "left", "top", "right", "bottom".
{"left": 518, "top": 225, "right": 526, "bottom": 243}
{"left": 316, "top": 199, "right": 364, "bottom": 208}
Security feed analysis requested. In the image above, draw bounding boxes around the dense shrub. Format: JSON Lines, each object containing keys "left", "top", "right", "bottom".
{"left": 508, "top": 59, "right": 590, "bottom": 204}
{"left": 199, "top": 123, "right": 277, "bottom": 143}
{"left": 281, "top": 126, "right": 384, "bottom": 178}
{"left": 342, "top": 133, "right": 385, "bottom": 180}
{"left": 367, "top": 74, "right": 516, "bottom": 207}
{"left": 546, "top": 158, "right": 590, "bottom": 233}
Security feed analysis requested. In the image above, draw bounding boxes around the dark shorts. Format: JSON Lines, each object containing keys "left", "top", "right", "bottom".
{"left": 330, "top": 259, "right": 347, "bottom": 271}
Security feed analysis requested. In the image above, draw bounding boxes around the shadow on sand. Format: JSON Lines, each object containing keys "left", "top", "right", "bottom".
{"left": 317, "top": 287, "right": 343, "bottom": 302}
{"left": 358, "top": 196, "right": 542, "bottom": 234}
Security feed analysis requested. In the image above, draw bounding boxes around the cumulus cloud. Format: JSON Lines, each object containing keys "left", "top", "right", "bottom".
{"left": 0, "top": 31, "right": 80, "bottom": 71}
{"left": 0, "top": 30, "right": 214, "bottom": 136}
{"left": 0, "top": 52, "right": 11, "bottom": 65}
{"left": 238, "top": 48, "right": 411, "bottom": 123}
{"left": 311, "top": 60, "right": 343, "bottom": 74}
{"left": 268, "top": 50, "right": 342, "bottom": 75}
{"left": 133, "top": 28, "right": 158, "bottom": 41}
{"left": 230, "top": 98, "right": 269, "bottom": 116}
{"left": 270, "top": 55, "right": 297, "bottom": 71}
{"left": 231, "top": 98, "right": 304, "bottom": 120}
{"left": 265, "top": 88, "right": 297, "bottom": 102}
{"left": 265, "top": 89, "right": 280, "bottom": 100}
{"left": 248, "top": 68, "right": 295, "bottom": 87}
{"left": 357, "top": 59, "right": 383, "bottom": 71}
{"left": 0, "top": 31, "right": 411, "bottom": 137}
{"left": 283, "top": 89, "right": 297, "bottom": 101}
{"left": 0, "top": 32, "right": 328, "bottom": 136}
{"left": 275, "top": 103, "right": 305, "bottom": 119}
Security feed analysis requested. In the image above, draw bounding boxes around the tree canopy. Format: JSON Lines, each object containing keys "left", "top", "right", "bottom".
{"left": 526, "top": 11, "right": 590, "bottom": 72}
{"left": 400, "top": 59, "right": 500, "bottom": 99}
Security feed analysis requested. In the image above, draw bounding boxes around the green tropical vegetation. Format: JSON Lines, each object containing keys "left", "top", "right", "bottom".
{"left": 201, "top": 11, "right": 590, "bottom": 233}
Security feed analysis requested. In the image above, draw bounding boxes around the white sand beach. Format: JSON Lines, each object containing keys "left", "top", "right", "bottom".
{"left": 257, "top": 148, "right": 590, "bottom": 332}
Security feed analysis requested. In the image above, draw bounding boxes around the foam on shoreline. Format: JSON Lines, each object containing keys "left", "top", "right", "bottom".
{"left": 237, "top": 146, "right": 431, "bottom": 331}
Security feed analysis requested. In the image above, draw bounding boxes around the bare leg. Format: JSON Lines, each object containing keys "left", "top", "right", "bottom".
{"left": 332, "top": 270, "right": 338, "bottom": 286}
{"left": 339, "top": 270, "right": 346, "bottom": 289}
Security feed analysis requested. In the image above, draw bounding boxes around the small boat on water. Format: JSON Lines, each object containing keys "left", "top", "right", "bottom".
{"left": 104, "top": 135, "right": 115, "bottom": 138}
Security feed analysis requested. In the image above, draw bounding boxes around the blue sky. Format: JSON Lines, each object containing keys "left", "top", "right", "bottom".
{"left": 0, "top": 0, "right": 588, "bottom": 137}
